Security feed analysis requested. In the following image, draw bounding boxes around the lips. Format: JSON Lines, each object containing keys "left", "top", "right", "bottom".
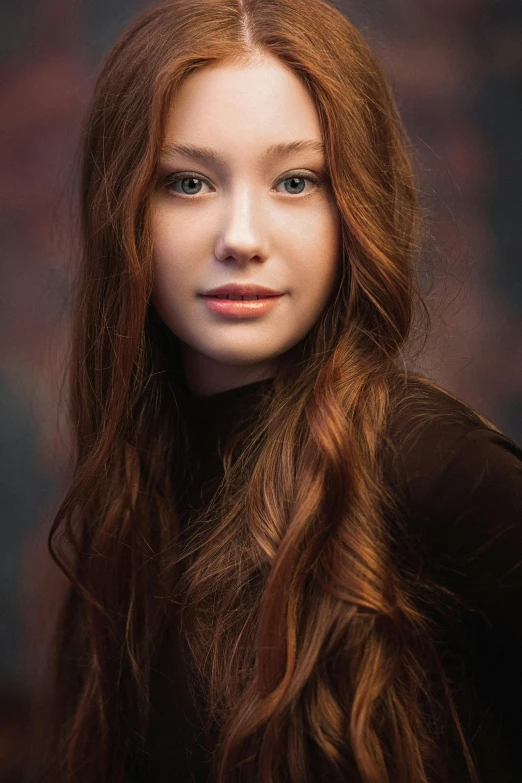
{"left": 203, "top": 294, "right": 281, "bottom": 300}
{"left": 200, "top": 292, "right": 285, "bottom": 318}
{"left": 201, "top": 283, "right": 284, "bottom": 297}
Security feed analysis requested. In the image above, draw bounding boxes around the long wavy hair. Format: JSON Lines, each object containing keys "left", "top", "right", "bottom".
{"left": 30, "top": 0, "right": 503, "bottom": 781}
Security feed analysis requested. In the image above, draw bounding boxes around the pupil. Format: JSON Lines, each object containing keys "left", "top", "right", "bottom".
{"left": 286, "top": 177, "right": 305, "bottom": 194}
{"left": 182, "top": 178, "right": 201, "bottom": 194}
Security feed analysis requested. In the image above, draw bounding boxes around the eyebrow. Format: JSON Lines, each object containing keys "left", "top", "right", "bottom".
{"left": 159, "top": 139, "right": 325, "bottom": 167}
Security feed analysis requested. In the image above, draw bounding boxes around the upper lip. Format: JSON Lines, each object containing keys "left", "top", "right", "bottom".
{"left": 201, "top": 283, "right": 284, "bottom": 297}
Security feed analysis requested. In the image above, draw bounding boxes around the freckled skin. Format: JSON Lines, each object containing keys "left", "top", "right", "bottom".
{"left": 150, "top": 53, "right": 342, "bottom": 397}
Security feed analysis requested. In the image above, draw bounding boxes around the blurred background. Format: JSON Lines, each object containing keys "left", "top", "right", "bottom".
{"left": 0, "top": 0, "right": 521, "bottom": 779}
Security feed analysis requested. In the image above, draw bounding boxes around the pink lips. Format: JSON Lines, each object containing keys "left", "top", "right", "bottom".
{"left": 200, "top": 293, "right": 284, "bottom": 318}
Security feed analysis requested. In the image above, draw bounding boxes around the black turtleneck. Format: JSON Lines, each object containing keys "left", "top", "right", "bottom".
{"left": 173, "top": 377, "right": 276, "bottom": 531}
{"left": 133, "top": 378, "right": 275, "bottom": 783}
{"left": 132, "top": 375, "right": 522, "bottom": 783}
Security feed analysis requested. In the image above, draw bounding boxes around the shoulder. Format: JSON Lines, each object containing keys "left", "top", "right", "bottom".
{"left": 383, "top": 374, "right": 522, "bottom": 618}
{"left": 381, "top": 377, "right": 522, "bottom": 776}
{"left": 382, "top": 374, "right": 522, "bottom": 516}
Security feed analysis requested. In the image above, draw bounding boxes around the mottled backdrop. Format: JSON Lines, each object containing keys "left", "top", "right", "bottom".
{"left": 0, "top": 0, "right": 521, "bottom": 779}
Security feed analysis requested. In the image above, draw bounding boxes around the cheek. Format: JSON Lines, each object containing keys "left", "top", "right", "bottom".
{"left": 298, "top": 208, "right": 342, "bottom": 288}
{"left": 152, "top": 210, "right": 212, "bottom": 270}
{"left": 151, "top": 219, "right": 182, "bottom": 312}
{"left": 151, "top": 213, "right": 177, "bottom": 265}
{"left": 151, "top": 218, "right": 189, "bottom": 295}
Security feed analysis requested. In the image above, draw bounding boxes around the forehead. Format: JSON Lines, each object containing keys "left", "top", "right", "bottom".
{"left": 161, "top": 57, "right": 325, "bottom": 165}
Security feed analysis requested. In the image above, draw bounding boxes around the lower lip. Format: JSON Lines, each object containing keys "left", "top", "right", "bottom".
{"left": 200, "top": 294, "right": 284, "bottom": 318}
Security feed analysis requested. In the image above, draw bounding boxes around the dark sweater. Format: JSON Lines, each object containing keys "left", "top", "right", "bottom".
{"left": 133, "top": 376, "right": 522, "bottom": 783}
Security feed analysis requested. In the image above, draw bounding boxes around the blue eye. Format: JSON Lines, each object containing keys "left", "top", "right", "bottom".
{"left": 277, "top": 176, "right": 309, "bottom": 195}
{"left": 168, "top": 176, "right": 211, "bottom": 196}
{"left": 162, "top": 171, "right": 323, "bottom": 199}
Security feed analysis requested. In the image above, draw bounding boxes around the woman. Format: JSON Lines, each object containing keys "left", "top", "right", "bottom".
{"left": 28, "top": 0, "right": 522, "bottom": 781}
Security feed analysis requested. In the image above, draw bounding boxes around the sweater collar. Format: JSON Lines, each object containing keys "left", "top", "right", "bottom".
{"left": 178, "top": 376, "right": 275, "bottom": 433}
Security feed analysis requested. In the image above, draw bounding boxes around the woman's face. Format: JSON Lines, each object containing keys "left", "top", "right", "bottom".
{"left": 150, "top": 54, "right": 342, "bottom": 396}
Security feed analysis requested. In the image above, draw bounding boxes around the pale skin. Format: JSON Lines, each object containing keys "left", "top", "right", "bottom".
{"left": 150, "top": 53, "right": 342, "bottom": 397}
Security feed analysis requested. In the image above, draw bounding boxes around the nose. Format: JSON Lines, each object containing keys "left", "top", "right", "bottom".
{"left": 213, "top": 187, "right": 268, "bottom": 264}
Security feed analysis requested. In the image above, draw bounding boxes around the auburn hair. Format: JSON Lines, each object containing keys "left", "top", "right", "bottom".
{"left": 29, "top": 0, "right": 501, "bottom": 781}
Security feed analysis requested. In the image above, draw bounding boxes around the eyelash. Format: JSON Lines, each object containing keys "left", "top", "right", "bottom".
{"left": 161, "top": 170, "right": 324, "bottom": 200}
